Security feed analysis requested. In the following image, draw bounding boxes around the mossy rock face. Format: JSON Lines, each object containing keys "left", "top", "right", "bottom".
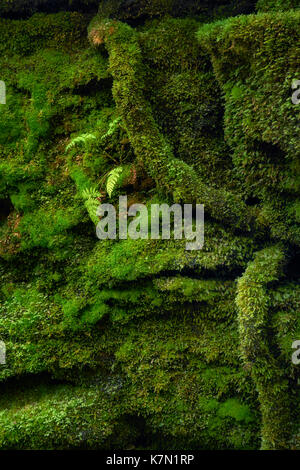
{"left": 0, "top": 0, "right": 100, "bottom": 16}
{"left": 197, "top": 11, "right": 300, "bottom": 244}
{"left": 0, "top": 1, "right": 299, "bottom": 450}
{"left": 98, "top": 0, "right": 257, "bottom": 22}
{"left": 256, "top": 0, "right": 300, "bottom": 11}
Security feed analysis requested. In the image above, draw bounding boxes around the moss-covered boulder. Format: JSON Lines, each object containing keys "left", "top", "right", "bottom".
{"left": 0, "top": 0, "right": 299, "bottom": 450}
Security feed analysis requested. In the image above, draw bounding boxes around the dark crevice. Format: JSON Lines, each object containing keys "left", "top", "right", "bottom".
{"left": 0, "top": 372, "right": 66, "bottom": 402}
{"left": 245, "top": 196, "right": 261, "bottom": 207}
{"left": 284, "top": 249, "right": 300, "bottom": 280}
{"left": 254, "top": 139, "right": 286, "bottom": 164}
{"left": 102, "top": 267, "right": 245, "bottom": 293}
{"left": 111, "top": 0, "right": 257, "bottom": 27}
{"left": 0, "top": 198, "right": 13, "bottom": 224}
{"left": 0, "top": 0, "right": 99, "bottom": 20}
{"left": 72, "top": 77, "right": 113, "bottom": 97}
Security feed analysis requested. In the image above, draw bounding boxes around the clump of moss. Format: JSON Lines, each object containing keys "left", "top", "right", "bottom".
{"left": 198, "top": 11, "right": 300, "bottom": 245}
{"left": 256, "top": 0, "right": 300, "bottom": 12}
{"left": 0, "top": 1, "right": 299, "bottom": 451}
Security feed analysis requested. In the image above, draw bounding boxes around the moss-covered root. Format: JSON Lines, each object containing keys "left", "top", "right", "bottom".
{"left": 88, "top": 17, "right": 260, "bottom": 232}
{"left": 236, "top": 246, "right": 291, "bottom": 450}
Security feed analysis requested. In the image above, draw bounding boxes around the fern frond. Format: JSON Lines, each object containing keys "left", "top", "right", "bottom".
{"left": 81, "top": 187, "right": 100, "bottom": 225}
{"left": 84, "top": 199, "right": 100, "bottom": 225}
{"left": 82, "top": 187, "right": 99, "bottom": 201}
{"left": 66, "top": 133, "right": 96, "bottom": 152}
{"left": 106, "top": 166, "right": 123, "bottom": 198}
{"left": 101, "top": 117, "right": 121, "bottom": 142}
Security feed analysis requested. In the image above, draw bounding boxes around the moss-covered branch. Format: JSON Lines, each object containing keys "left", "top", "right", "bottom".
{"left": 236, "top": 246, "right": 291, "bottom": 450}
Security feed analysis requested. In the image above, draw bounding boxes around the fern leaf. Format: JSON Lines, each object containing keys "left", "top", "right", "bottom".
{"left": 82, "top": 187, "right": 99, "bottom": 200}
{"left": 81, "top": 187, "right": 100, "bottom": 225}
{"left": 66, "top": 133, "right": 96, "bottom": 152}
{"left": 84, "top": 198, "right": 100, "bottom": 225}
{"left": 101, "top": 117, "right": 121, "bottom": 142}
{"left": 106, "top": 166, "right": 123, "bottom": 197}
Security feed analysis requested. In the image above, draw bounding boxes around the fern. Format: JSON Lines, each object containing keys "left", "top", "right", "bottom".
{"left": 82, "top": 187, "right": 99, "bottom": 200}
{"left": 66, "top": 133, "right": 96, "bottom": 152}
{"left": 106, "top": 166, "right": 123, "bottom": 197}
{"left": 101, "top": 117, "right": 121, "bottom": 142}
{"left": 82, "top": 187, "right": 100, "bottom": 225}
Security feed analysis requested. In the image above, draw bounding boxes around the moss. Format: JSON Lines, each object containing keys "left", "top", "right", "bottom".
{"left": 97, "top": 0, "right": 257, "bottom": 23}
{"left": 0, "top": 380, "right": 126, "bottom": 450}
{"left": 256, "top": 0, "right": 300, "bottom": 12}
{"left": 0, "top": 1, "right": 299, "bottom": 451}
{"left": 197, "top": 11, "right": 300, "bottom": 245}
{"left": 88, "top": 16, "right": 262, "bottom": 232}
{"left": 236, "top": 246, "right": 292, "bottom": 449}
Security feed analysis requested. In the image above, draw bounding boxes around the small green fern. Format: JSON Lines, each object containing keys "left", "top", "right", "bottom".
{"left": 66, "top": 133, "right": 96, "bottom": 152}
{"left": 82, "top": 187, "right": 100, "bottom": 225}
{"left": 101, "top": 117, "right": 121, "bottom": 142}
{"left": 106, "top": 166, "right": 123, "bottom": 198}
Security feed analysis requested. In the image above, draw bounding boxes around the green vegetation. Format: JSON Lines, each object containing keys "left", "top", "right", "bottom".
{"left": 0, "top": 0, "right": 299, "bottom": 450}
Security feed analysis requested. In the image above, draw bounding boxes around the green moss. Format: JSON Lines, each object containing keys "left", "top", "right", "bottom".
{"left": 0, "top": 381, "right": 125, "bottom": 450}
{"left": 0, "top": 2, "right": 298, "bottom": 451}
{"left": 88, "top": 16, "right": 261, "bottom": 232}
{"left": 197, "top": 11, "right": 300, "bottom": 244}
{"left": 256, "top": 0, "right": 300, "bottom": 12}
{"left": 236, "top": 246, "right": 292, "bottom": 449}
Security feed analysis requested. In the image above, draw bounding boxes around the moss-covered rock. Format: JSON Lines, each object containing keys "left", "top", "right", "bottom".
{"left": 0, "top": 0, "right": 299, "bottom": 450}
